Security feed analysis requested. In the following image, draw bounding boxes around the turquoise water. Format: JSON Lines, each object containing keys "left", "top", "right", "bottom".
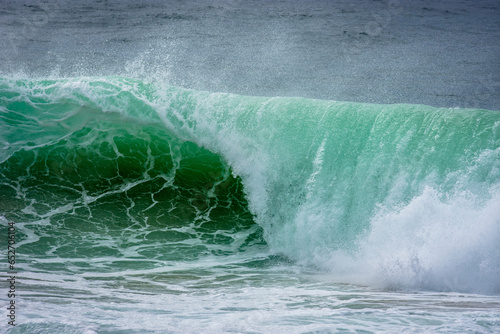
{"left": 1, "top": 77, "right": 499, "bottom": 333}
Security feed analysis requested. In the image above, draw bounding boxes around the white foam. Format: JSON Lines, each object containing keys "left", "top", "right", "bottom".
{"left": 325, "top": 187, "right": 500, "bottom": 294}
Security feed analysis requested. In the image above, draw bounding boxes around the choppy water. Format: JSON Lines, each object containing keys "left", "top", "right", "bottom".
{"left": 1, "top": 1, "right": 500, "bottom": 333}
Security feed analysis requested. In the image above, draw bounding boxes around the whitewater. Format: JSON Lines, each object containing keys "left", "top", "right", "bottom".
{"left": 1, "top": 1, "right": 500, "bottom": 333}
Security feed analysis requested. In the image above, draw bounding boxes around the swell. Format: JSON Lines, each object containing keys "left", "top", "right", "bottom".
{"left": 1, "top": 76, "right": 499, "bottom": 293}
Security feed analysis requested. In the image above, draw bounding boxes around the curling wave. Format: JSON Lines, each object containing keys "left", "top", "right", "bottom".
{"left": 1, "top": 77, "right": 499, "bottom": 293}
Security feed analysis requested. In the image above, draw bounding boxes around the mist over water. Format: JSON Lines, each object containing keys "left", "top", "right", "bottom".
{"left": 1, "top": 0, "right": 499, "bottom": 109}
{"left": 1, "top": 1, "right": 500, "bottom": 333}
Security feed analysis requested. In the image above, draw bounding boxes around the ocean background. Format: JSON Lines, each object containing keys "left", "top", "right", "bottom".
{"left": 1, "top": 0, "right": 499, "bottom": 333}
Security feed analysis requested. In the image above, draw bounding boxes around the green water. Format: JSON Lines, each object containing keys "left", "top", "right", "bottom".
{"left": 1, "top": 77, "right": 499, "bottom": 333}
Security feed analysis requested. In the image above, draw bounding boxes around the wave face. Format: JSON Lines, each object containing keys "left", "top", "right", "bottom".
{"left": 1, "top": 77, "right": 499, "bottom": 294}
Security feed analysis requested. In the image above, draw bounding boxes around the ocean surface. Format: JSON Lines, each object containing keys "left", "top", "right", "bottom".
{"left": 1, "top": 1, "right": 499, "bottom": 333}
